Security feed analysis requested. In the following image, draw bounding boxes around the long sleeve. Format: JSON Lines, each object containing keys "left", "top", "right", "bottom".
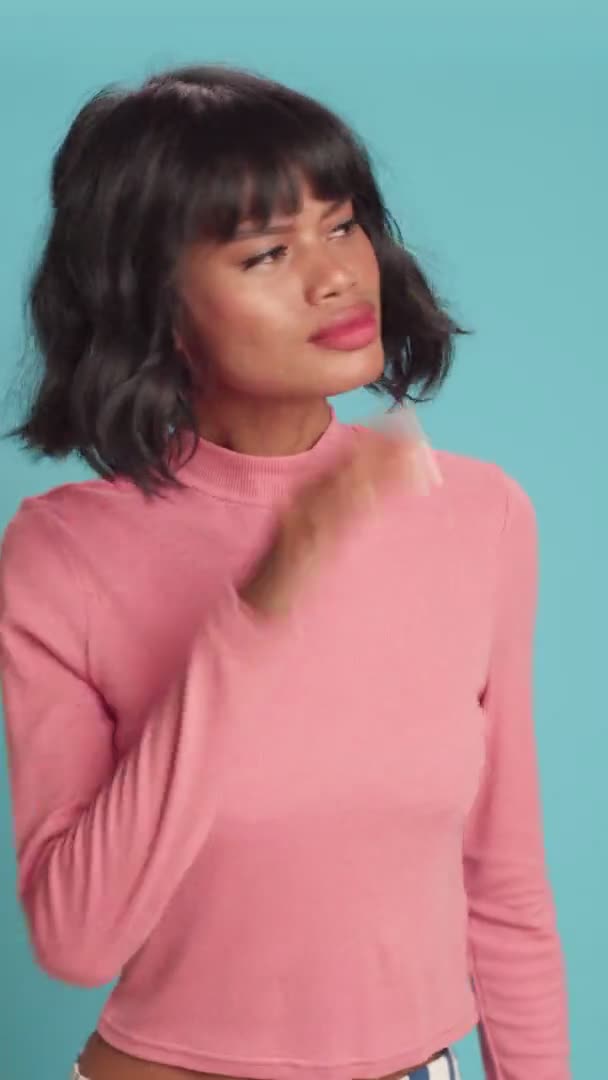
{"left": 462, "top": 471, "right": 571, "bottom": 1079}
{"left": 0, "top": 499, "right": 290, "bottom": 988}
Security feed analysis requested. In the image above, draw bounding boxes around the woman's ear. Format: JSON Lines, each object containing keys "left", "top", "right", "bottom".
{"left": 172, "top": 312, "right": 197, "bottom": 365}
{"left": 172, "top": 326, "right": 187, "bottom": 355}
{"left": 172, "top": 294, "right": 202, "bottom": 365}
{"left": 172, "top": 317, "right": 208, "bottom": 396}
{"left": 171, "top": 288, "right": 192, "bottom": 357}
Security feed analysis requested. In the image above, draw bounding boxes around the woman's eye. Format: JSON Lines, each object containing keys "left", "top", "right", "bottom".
{"left": 332, "top": 216, "right": 358, "bottom": 237}
{"left": 241, "top": 245, "right": 287, "bottom": 270}
{"left": 241, "top": 216, "right": 358, "bottom": 270}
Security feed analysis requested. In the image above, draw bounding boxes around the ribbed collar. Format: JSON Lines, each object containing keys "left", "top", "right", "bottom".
{"left": 168, "top": 404, "right": 358, "bottom": 505}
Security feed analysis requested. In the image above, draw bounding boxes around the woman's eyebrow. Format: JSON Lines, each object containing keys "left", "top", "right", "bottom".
{"left": 230, "top": 198, "right": 348, "bottom": 242}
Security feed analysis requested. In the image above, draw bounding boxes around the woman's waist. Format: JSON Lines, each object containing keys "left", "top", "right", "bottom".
{"left": 76, "top": 1031, "right": 448, "bottom": 1080}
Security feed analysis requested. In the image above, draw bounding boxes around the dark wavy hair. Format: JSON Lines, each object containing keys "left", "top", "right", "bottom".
{"left": 2, "top": 62, "right": 472, "bottom": 498}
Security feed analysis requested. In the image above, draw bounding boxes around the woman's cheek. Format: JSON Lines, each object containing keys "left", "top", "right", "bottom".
{"left": 237, "top": 294, "right": 291, "bottom": 345}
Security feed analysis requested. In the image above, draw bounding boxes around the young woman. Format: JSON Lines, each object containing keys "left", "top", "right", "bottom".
{"left": 0, "top": 64, "right": 570, "bottom": 1080}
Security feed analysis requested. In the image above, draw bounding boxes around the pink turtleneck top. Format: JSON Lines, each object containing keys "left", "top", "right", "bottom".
{"left": 0, "top": 406, "right": 570, "bottom": 1079}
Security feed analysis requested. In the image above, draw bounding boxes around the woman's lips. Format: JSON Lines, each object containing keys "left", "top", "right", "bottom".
{"left": 309, "top": 314, "right": 378, "bottom": 351}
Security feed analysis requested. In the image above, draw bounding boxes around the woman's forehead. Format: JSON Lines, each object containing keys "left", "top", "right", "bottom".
{"left": 235, "top": 195, "right": 350, "bottom": 236}
{"left": 235, "top": 168, "right": 350, "bottom": 224}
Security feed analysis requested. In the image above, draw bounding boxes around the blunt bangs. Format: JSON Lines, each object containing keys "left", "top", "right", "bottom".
{"left": 166, "top": 82, "right": 370, "bottom": 248}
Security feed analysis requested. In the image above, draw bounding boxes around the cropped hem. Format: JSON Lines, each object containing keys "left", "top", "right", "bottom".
{"left": 96, "top": 1003, "right": 479, "bottom": 1080}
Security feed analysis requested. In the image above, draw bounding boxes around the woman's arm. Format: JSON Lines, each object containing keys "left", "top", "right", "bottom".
{"left": 0, "top": 499, "right": 289, "bottom": 988}
{"left": 462, "top": 469, "right": 571, "bottom": 1079}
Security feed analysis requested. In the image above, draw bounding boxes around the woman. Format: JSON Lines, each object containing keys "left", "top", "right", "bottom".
{"left": 0, "top": 64, "right": 570, "bottom": 1080}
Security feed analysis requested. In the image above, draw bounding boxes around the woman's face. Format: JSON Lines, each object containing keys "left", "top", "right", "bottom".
{"left": 172, "top": 180, "right": 384, "bottom": 403}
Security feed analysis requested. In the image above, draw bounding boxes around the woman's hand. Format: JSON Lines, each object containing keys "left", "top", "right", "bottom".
{"left": 238, "top": 431, "right": 429, "bottom": 616}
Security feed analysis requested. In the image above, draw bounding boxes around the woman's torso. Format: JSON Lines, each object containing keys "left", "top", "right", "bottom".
{"left": 15, "top": 442, "right": 493, "bottom": 1077}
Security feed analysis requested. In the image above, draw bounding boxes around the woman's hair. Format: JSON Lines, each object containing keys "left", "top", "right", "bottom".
{"left": 2, "top": 63, "right": 472, "bottom": 498}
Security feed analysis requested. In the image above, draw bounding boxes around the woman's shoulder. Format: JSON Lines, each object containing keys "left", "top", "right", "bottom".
{"left": 0, "top": 474, "right": 154, "bottom": 593}
{"left": 348, "top": 417, "right": 530, "bottom": 517}
{"left": 3, "top": 476, "right": 123, "bottom": 550}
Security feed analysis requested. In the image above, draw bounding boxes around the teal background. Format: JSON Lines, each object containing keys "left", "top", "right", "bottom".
{"left": 0, "top": 4, "right": 606, "bottom": 1077}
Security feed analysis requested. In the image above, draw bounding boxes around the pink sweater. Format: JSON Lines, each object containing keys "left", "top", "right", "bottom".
{"left": 0, "top": 406, "right": 570, "bottom": 1079}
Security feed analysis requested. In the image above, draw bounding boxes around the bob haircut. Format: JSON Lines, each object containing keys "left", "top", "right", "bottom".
{"left": 3, "top": 63, "right": 472, "bottom": 499}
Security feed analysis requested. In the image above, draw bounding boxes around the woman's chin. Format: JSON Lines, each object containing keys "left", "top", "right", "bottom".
{"left": 312, "top": 345, "right": 385, "bottom": 394}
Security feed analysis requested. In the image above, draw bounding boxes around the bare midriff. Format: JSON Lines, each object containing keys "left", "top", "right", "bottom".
{"left": 77, "top": 1031, "right": 445, "bottom": 1080}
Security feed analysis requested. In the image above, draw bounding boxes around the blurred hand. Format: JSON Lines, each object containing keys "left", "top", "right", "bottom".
{"left": 238, "top": 430, "right": 432, "bottom": 616}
